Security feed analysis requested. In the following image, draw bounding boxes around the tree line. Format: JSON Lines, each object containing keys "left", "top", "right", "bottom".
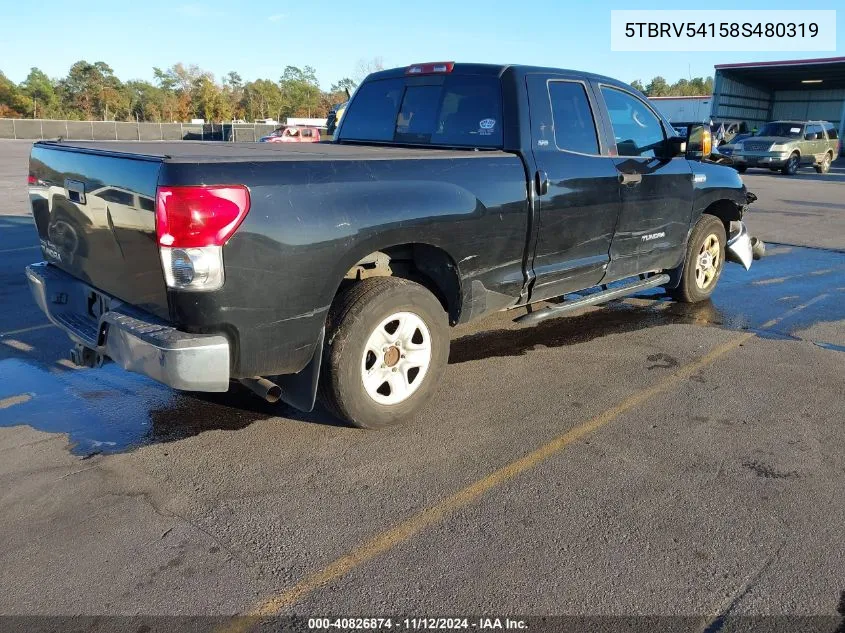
{"left": 0, "top": 58, "right": 384, "bottom": 122}
{"left": 630, "top": 75, "right": 714, "bottom": 97}
{"left": 0, "top": 60, "right": 712, "bottom": 122}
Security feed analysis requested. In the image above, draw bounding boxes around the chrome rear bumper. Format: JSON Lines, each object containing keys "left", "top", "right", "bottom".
{"left": 26, "top": 262, "right": 230, "bottom": 392}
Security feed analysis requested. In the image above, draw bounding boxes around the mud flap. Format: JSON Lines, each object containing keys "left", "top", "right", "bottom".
{"left": 275, "top": 326, "right": 324, "bottom": 412}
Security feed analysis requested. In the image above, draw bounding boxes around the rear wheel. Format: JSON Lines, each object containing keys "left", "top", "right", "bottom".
{"left": 318, "top": 277, "right": 449, "bottom": 429}
{"left": 814, "top": 152, "right": 832, "bottom": 174}
{"left": 781, "top": 152, "right": 800, "bottom": 175}
{"left": 668, "top": 214, "right": 726, "bottom": 304}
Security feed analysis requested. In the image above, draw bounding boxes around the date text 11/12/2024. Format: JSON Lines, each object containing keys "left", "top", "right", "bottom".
{"left": 307, "top": 618, "right": 528, "bottom": 630}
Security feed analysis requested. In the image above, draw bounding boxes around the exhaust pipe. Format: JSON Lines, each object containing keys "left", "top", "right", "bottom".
{"left": 239, "top": 377, "right": 282, "bottom": 403}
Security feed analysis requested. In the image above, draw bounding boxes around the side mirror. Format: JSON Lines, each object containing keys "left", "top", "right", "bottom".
{"left": 804, "top": 132, "right": 817, "bottom": 140}
{"left": 663, "top": 136, "right": 687, "bottom": 158}
{"left": 685, "top": 125, "right": 712, "bottom": 160}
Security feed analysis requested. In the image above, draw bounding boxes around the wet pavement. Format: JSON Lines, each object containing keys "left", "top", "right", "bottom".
{"left": 1, "top": 140, "right": 844, "bottom": 623}
{"left": 1, "top": 235, "right": 842, "bottom": 457}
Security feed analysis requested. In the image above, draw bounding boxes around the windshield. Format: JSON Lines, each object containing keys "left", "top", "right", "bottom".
{"left": 757, "top": 122, "right": 804, "bottom": 138}
{"left": 337, "top": 75, "right": 503, "bottom": 148}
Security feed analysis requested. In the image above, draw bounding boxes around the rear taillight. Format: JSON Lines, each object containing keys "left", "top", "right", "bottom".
{"left": 406, "top": 62, "right": 455, "bottom": 75}
{"left": 27, "top": 175, "right": 37, "bottom": 185}
{"left": 155, "top": 185, "right": 250, "bottom": 292}
{"left": 155, "top": 185, "right": 250, "bottom": 248}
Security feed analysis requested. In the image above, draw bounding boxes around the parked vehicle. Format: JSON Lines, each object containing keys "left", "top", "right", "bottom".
{"left": 326, "top": 101, "right": 348, "bottom": 136}
{"left": 259, "top": 126, "right": 321, "bottom": 143}
{"left": 673, "top": 120, "right": 746, "bottom": 146}
{"left": 731, "top": 120, "right": 839, "bottom": 175}
{"left": 714, "top": 132, "right": 754, "bottom": 158}
{"left": 25, "top": 62, "right": 759, "bottom": 428}
{"left": 712, "top": 120, "right": 748, "bottom": 144}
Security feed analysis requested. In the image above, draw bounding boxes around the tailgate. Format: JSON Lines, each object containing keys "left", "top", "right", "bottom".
{"left": 29, "top": 143, "right": 169, "bottom": 319}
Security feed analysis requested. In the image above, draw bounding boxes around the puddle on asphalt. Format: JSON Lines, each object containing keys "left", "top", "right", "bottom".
{"left": 1, "top": 243, "right": 843, "bottom": 456}
{"left": 451, "top": 243, "right": 845, "bottom": 363}
{"left": 0, "top": 359, "right": 280, "bottom": 456}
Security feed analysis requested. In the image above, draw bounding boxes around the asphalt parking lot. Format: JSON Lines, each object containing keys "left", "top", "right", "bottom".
{"left": 1, "top": 140, "right": 844, "bottom": 629}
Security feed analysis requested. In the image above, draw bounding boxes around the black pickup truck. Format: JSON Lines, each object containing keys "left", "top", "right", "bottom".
{"left": 25, "top": 62, "right": 758, "bottom": 428}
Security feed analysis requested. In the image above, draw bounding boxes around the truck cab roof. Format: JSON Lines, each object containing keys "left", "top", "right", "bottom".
{"left": 367, "top": 62, "right": 633, "bottom": 91}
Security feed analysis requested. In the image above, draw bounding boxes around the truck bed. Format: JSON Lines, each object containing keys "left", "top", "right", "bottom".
{"left": 29, "top": 138, "right": 530, "bottom": 378}
{"left": 40, "top": 141, "right": 510, "bottom": 163}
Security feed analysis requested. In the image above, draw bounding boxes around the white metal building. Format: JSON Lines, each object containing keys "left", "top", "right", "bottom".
{"left": 711, "top": 56, "right": 845, "bottom": 144}
{"left": 648, "top": 96, "right": 712, "bottom": 123}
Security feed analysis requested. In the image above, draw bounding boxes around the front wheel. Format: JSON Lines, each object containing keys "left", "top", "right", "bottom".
{"left": 781, "top": 152, "right": 800, "bottom": 175}
{"left": 667, "top": 214, "right": 726, "bottom": 303}
{"left": 318, "top": 277, "right": 449, "bottom": 429}
{"left": 814, "top": 152, "right": 832, "bottom": 174}
{"left": 734, "top": 165, "right": 747, "bottom": 174}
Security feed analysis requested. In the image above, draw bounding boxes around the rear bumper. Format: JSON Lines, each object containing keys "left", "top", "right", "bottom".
{"left": 26, "top": 262, "right": 230, "bottom": 392}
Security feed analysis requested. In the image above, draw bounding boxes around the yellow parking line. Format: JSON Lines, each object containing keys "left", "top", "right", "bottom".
{"left": 2, "top": 339, "right": 33, "bottom": 352}
{"left": 226, "top": 331, "right": 754, "bottom": 623}
{"left": 0, "top": 394, "right": 32, "bottom": 409}
{"left": 760, "top": 293, "right": 828, "bottom": 330}
{"left": 0, "top": 323, "right": 54, "bottom": 337}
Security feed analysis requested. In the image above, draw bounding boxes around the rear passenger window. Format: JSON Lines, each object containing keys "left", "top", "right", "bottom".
{"left": 600, "top": 86, "right": 665, "bottom": 158}
{"left": 825, "top": 124, "right": 838, "bottom": 140}
{"left": 548, "top": 81, "right": 599, "bottom": 154}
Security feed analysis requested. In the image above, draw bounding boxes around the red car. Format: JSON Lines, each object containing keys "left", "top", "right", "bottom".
{"left": 260, "top": 126, "right": 321, "bottom": 143}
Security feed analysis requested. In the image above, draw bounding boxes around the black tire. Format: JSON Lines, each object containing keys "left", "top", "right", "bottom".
{"left": 781, "top": 152, "right": 800, "bottom": 175}
{"left": 734, "top": 165, "right": 747, "bottom": 173}
{"left": 667, "top": 214, "right": 727, "bottom": 304}
{"left": 814, "top": 152, "right": 832, "bottom": 174}
{"left": 318, "top": 277, "right": 449, "bottom": 429}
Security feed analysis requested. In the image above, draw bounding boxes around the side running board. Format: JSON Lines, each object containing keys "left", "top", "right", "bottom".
{"left": 514, "top": 274, "right": 670, "bottom": 326}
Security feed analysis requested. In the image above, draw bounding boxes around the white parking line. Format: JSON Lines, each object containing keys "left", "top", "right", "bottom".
{"left": 2, "top": 339, "right": 33, "bottom": 352}
{"left": 0, "top": 394, "right": 32, "bottom": 409}
{"left": 0, "top": 246, "right": 39, "bottom": 254}
{"left": 0, "top": 324, "right": 54, "bottom": 337}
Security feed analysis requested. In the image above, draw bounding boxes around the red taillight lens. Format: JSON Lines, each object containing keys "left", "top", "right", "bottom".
{"left": 27, "top": 175, "right": 37, "bottom": 185}
{"left": 155, "top": 185, "right": 250, "bottom": 248}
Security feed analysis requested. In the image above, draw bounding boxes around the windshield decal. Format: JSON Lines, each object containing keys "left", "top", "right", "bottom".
{"left": 790, "top": 127, "right": 801, "bottom": 134}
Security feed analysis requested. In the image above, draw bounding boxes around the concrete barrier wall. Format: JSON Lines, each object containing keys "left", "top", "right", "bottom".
{"left": 0, "top": 120, "right": 298, "bottom": 142}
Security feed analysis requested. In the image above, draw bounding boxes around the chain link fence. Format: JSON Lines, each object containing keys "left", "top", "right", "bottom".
{"left": 0, "top": 119, "right": 298, "bottom": 142}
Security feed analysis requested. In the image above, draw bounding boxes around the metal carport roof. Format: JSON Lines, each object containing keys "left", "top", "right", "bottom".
{"left": 714, "top": 56, "right": 845, "bottom": 91}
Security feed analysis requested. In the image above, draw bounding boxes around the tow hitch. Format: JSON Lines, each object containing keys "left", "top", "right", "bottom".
{"left": 69, "top": 343, "right": 105, "bottom": 368}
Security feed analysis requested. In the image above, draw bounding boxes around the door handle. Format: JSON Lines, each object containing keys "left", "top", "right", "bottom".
{"left": 618, "top": 172, "right": 643, "bottom": 186}
{"left": 535, "top": 170, "right": 549, "bottom": 196}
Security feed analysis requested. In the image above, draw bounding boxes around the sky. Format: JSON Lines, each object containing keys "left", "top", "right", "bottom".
{"left": 1, "top": 0, "right": 842, "bottom": 89}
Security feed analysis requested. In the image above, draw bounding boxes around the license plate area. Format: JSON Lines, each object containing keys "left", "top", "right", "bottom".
{"left": 47, "top": 282, "right": 114, "bottom": 347}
